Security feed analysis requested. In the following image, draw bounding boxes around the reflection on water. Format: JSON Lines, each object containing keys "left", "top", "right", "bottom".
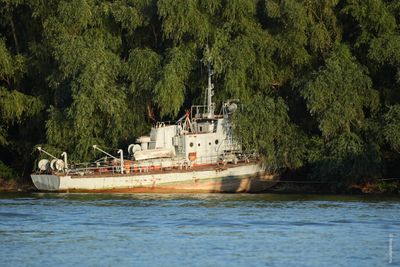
{"left": 0, "top": 193, "right": 399, "bottom": 266}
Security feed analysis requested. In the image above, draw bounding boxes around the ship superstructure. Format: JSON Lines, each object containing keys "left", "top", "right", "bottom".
{"left": 127, "top": 62, "right": 242, "bottom": 170}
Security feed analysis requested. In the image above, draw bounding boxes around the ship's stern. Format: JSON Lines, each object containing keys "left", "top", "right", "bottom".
{"left": 31, "top": 174, "right": 61, "bottom": 191}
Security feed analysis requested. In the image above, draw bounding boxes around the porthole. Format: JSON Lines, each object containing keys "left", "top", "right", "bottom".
{"left": 198, "top": 143, "right": 201, "bottom": 147}
{"left": 190, "top": 142, "right": 194, "bottom": 147}
{"left": 215, "top": 139, "right": 219, "bottom": 145}
{"left": 209, "top": 142, "right": 211, "bottom": 146}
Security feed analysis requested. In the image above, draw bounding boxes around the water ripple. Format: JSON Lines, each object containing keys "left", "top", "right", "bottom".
{"left": 0, "top": 193, "right": 399, "bottom": 267}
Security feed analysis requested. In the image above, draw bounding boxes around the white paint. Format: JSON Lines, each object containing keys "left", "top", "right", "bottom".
{"left": 31, "top": 163, "right": 273, "bottom": 192}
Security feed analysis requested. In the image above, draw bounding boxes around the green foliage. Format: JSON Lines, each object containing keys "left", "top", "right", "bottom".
{"left": 0, "top": 39, "right": 26, "bottom": 85}
{"left": 0, "top": 88, "right": 42, "bottom": 123}
{"left": 101, "top": 0, "right": 147, "bottom": 34}
{"left": 0, "top": 0, "right": 400, "bottom": 185}
{"left": 0, "top": 39, "right": 43, "bottom": 144}
{"left": 307, "top": 133, "right": 382, "bottom": 183}
{"left": 302, "top": 45, "right": 378, "bottom": 138}
{"left": 267, "top": 0, "right": 310, "bottom": 69}
{"left": 154, "top": 45, "right": 195, "bottom": 117}
{"left": 42, "top": 0, "right": 130, "bottom": 160}
{"left": 0, "top": 36, "right": 43, "bottom": 181}
{"left": 235, "top": 95, "right": 306, "bottom": 170}
{"left": 376, "top": 180, "right": 400, "bottom": 194}
{"left": 302, "top": 44, "right": 382, "bottom": 182}
{"left": 342, "top": 0, "right": 397, "bottom": 46}
{"left": 305, "top": 0, "right": 341, "bottom": 55}
{"left": 127, "top": 48, "right": 161, "bottom": 95}
{"left": 0, "top": 160, "right": 16, "bottom": 180}
{"left": 369, "top": 34, "right": 400, "bottom": 66}
{"left": 383, "top": 105, "right": 400, "bottom": 153}
{"left": 158, "top": 0, "right": 210, "bottom": 44}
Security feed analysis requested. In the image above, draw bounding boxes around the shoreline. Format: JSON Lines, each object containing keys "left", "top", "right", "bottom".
{"left": 1, "top": 177, "right": 399, "bottom": 195}
{"left": 268, "top": 179, "right": 400, "bottom": 195}
{"left": 0, "top": 178, "right": 36, "bottom": 193}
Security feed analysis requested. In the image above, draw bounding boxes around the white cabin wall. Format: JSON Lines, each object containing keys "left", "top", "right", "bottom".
{"left": 216, "top": 118, "right": 225, "bottom": 134}
{"left": 149, "top": 128, "right": 157, "bottom": 149}
{"left": 162, "top": 126, "right": 177, "bottom": 149}
{"left": 182, "top": 132, "right": 225, "bottom": 164}
{"left": 144, "top": 118, "right": 229, "bottom": 164}
{"left": 149, "top": 125, "right": 177, "bottom": 149}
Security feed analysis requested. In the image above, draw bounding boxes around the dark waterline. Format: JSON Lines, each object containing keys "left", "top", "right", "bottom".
{"left": 0, "top": 193, "right": 399, "bottom": 267}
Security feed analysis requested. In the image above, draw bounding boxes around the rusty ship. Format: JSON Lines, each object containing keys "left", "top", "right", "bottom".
{"left": 31, "top": 64, "right": 277, "bottom": 193}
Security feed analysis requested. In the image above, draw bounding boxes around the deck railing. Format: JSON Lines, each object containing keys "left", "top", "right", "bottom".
{"left": 38, "top": 152, "right": 259, "bottom": 176}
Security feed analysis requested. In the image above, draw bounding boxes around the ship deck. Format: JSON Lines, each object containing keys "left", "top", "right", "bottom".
{"left": 50, "top": 161, "right": 259, "bottom": 178}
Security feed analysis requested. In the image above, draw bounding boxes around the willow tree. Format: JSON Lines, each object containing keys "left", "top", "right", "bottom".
{"left": 32, "top": 0, "right": 148, "bottom": 161}
{"left": 0, "top": 38, "right": 42, "bottom": 179}
{"left": 1, "top": 0, "right": 400, "bottom": 185}
{"left": 341, "top": 0, "right": 400, "bottom": 178}
{"left": 302, "top": 45, "right": 381, "bottom": 182}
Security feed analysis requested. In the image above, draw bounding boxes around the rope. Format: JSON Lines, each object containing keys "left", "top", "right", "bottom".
{"left": 272, "top": 180, "right": 337, "bottom": 184}
{"left": 377, "top": 178, "right": 400, "bottom": 181}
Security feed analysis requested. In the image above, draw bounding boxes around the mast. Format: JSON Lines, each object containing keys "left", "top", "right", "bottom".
{"left": 207, "top": 60, "right": 215, "bottom": 118}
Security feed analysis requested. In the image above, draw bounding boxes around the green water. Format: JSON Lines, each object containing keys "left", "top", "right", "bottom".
{"left": 0, "top": 193, "right": 399, "bottom": 266}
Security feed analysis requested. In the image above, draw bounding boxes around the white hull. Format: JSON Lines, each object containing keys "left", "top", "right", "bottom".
{"left": 31, "top": 163, "right": 277, "bottom": 193}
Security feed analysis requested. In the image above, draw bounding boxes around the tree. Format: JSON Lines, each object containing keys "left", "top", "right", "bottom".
{"left": 0, "top": 38, "right": 42, "bottom": 179}
{"left": 302, "top": 44, "right": 381, "bottom": 182}
{"left": 0, "top": 0, "right": 400, "bottom": 186}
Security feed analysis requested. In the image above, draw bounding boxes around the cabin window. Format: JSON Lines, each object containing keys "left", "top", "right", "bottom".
{"left": 198, "top": 143, "right": 201, "bottom": 147}
{"left": 215, "top": 139, "right": 219, "bottom": 145}
{"left": 209, "top": 142, "right": 211, "bottom": 146}
{"left": 190, "top": 142, "right": 194, "bottom": 147}
{"left": 199, "top": 126, "right": 203, "bottom": 132}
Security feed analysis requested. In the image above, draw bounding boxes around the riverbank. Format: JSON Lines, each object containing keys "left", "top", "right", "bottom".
{"left": 1, "top": 176, "right": 399, "bottom": 195}
{"left": 268, "top": 179, "right": 400, "bottom": 195}
{"left": 0, "top": 178, "right": 35, "bottom": 192}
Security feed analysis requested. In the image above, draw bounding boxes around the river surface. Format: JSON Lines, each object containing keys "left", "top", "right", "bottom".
{"left": 0, "top": 193, "right": 399, "bottom": 267}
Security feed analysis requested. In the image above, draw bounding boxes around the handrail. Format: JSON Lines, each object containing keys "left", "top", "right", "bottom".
{"left": 45, "top": 151, "right": 258, "bottom": 176}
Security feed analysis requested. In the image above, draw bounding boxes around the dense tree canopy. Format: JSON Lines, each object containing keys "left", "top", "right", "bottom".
{"left": 0, "top": 0, "right": 399, "bottom": 184}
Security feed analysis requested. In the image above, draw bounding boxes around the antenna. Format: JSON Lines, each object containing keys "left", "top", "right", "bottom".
{"left": 207, "top": 59, "right": 214, "bottom": 118}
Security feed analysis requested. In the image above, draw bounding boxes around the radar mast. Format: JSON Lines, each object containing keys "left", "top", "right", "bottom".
{"left": 206, "top": 60, "right": 215, "bottom": 119}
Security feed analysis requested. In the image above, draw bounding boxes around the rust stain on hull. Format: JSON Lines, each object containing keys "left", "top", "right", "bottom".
{"left": 55, "top": 176, "right": 278, "bottom": 194}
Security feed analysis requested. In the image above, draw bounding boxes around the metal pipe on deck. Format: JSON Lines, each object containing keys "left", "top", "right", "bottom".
{"left": 37, "top": 147, "right": 59, "bottom": 160}
{"left": 92, "top": 145, "right": 117, "bottom": 160}
{"left": 61, "top": 152, "right": 68, "bottom": 172}
{"left": 117, "top": 149, "right": 124, "bottom": 174}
